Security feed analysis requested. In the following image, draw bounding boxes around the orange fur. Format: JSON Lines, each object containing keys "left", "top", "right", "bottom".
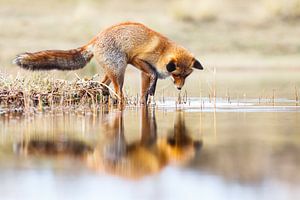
{"left": 13, "top": 22, "right": 203, "bottom": 105}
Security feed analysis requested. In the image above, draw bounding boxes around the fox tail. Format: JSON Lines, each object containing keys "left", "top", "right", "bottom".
{"left": 13, "top": 44, "right": 94, "bottom": 71}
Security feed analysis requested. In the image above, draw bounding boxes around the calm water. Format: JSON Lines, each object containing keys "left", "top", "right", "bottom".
{"left": 0, "top": 101, "right": 300, "bottom": 200}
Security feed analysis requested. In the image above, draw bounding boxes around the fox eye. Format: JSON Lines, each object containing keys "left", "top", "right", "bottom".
{"left": 166, "top": 61, "right": 176, "bottom": 72}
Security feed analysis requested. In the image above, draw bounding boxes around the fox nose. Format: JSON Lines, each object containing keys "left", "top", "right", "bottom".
{"left": 177, "top": 87, "right": 182, "bottom": 90}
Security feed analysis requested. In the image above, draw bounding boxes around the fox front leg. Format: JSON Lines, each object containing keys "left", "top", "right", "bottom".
{"left": 148, "top": 72, "right": 158, "bottom": 96}
{"left": 141, "top": 72, "right": 158, "bottom": 104}
{"left": 147, "top": 72, "right": 158, "bottom": 106}
{"left": 132, "top": 58, "right": 158, "bottom": 105}
{"left": 141, "top": 72, "right": 150, "bottom": 104}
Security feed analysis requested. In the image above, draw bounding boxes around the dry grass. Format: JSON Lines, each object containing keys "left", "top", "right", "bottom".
{"left": 171, "top": 0, "right": 300, "bottom": 23}
{"left": 0, "top": 73, "right": 118, "bottom": 113}
{"left": 171, "top": 0, "right": 219, "bottom": 22}
{"left": 263, "top": 0, "right": 300, "bottom": 20}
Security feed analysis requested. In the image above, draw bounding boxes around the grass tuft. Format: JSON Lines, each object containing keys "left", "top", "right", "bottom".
{"left": 0, "top": 73, "right": 117, "bottom": 113}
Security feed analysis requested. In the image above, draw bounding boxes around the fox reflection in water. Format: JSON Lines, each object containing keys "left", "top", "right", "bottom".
{"left": 15, "top": 109, "right": 202, "bottom": 179}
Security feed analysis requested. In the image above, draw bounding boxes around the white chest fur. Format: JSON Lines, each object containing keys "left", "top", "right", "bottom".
{"left": 157, "top": 69, "right": 170, "bottom": 79}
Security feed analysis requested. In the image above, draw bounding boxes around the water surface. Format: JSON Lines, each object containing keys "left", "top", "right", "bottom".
{"left": 0, "top": 100, "right": 300, "bottom": 200}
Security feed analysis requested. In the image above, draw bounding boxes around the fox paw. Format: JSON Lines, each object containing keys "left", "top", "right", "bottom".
{"left": 148, "top": 96, "right": 156, "bottom": 106}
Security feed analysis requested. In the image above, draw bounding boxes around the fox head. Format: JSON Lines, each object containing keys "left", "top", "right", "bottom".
{"left": 166, "top": 48, "right": 203, "bottom": 90}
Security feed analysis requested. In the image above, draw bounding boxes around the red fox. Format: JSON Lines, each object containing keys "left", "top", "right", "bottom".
{"left": 13, "top": 22, "right": 203, "bottom": 104}
{"left": 15, "top": 108, "right": 202, "bottom": 179}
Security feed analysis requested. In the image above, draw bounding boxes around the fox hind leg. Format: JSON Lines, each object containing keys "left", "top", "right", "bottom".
{"left": 95, "top": 49, "right": 127, "bottom": 106}
{"left": 108, "top": 72, "right": 125, "bottom": 107}
{"left": 100, "top": 74, "right": 112, "bottom": 96}
{"left": 112, "top": 73, "right": 125, "bottom": 101}
{"left": 102, "top": 61, "right": 126, "bottom": 106}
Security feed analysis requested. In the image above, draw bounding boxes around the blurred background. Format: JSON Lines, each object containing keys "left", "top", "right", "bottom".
{"left": 1, "top": 2, "right": 300, "bottom": 199}
{"left": 1, "top": 0, "right": 300, "bottom": 99}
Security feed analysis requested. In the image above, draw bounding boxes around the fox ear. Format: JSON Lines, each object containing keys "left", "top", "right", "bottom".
{"left": 193, "top": 59, "right": 203, "bottom": 70}
{"left": 166, "top": 61, "right": 176, "bottom": 72}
